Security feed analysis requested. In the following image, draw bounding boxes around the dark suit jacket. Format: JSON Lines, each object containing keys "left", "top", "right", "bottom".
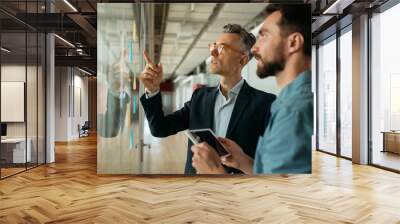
{"left": 140, "top": 80, "right": 276, "bottom": 174}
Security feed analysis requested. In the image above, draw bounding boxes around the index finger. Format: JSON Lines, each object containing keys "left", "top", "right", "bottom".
{"left": 143, "top": 50, "right": 155, "bottom": 66}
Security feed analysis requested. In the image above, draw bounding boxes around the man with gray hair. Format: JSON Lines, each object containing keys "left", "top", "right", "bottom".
{"left": 139, "top": 23, "right": 276, "bottom": 174}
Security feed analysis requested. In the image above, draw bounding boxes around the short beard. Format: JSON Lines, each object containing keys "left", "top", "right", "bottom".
{"left": 256, "top": 60, "right": 285, "bottom": 79}
{"left": 256, "top": 41, "right": 285, "bottom": 79}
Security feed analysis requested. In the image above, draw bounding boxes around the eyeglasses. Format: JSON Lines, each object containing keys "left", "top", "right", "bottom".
{"left": 208, "top": 42, "right": 245, "bottom": 55}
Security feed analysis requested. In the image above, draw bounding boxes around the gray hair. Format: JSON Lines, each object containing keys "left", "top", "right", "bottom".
{"left": 222, "top": 24, "right": 256, "bottom": 59}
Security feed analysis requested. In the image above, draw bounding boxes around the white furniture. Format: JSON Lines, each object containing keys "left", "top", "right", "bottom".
{"left": 1, "top": 138, "right": 31, "bottom": 163}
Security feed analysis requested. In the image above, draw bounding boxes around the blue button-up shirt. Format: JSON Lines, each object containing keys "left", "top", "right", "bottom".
{"left": 213, "top": 79, "right": 244, "bottom": 138}
{"left": 253, "top": 70, "right": 313, "bottom": 174}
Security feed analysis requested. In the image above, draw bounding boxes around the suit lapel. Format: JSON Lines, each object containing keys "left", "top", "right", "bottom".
{"left": 226, "top": 81, "right": 252, "bottom": 138}
{"left": 204, "top": 87, "right": 218, "bottom": 129}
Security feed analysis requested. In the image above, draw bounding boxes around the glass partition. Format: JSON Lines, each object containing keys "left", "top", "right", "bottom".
{"left": 1, "top": 30, "right": 28, "bottom": 177}
{"left": 97, "top": 3, "right": 143, "bottom": 174}
{"left": 0, "top": 1, "right": 46, "bottom": 179}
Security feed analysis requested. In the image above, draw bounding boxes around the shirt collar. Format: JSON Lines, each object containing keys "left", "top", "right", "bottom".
{"left": 217, "top": 78, "right": 245, "bottom": 97}
{"left": 278, "top": 70, "right": 311, "bottom": 100}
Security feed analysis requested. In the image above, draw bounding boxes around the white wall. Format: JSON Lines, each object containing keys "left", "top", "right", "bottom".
{"left": 55, "top": 67, "right": 89, "bottom": 141}
{"left": 1, "top": 65, "right": 26, "bottom": 81}
{"left": 72, "top": 73, "right": 89, "bottom": 138}
{"left": 55, "top": 67, "right": 68, "bottom": 141}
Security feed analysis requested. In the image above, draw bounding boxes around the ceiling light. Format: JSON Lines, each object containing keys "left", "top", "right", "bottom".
{"left": 323, "top": 0, "right": 354, "bottom": 15}
{"left": 1, "top": 47, "right": 11, "bottom": 53}
{"left": 54, "top": 34, "right": 75, "bottom": 48}
{"left": 63, "top": 0, "right": 78, "bottom": 12}
{"left": 323, "top": 0, "right": 341, "bottom": 14}
{"left": 78, "top": 67, "right": 92, "bottom": 76}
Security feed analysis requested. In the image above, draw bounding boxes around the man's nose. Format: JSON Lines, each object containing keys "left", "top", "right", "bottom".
{"left": 251, "top": 46, "right": 258, "bottom": 56}
{"left": 210, "top": 48, "right": 218, "bottom": 57}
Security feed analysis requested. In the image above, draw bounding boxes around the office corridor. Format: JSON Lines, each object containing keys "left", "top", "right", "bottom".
{"left": 0, "top": 134, "right": 399, "bottom": 223}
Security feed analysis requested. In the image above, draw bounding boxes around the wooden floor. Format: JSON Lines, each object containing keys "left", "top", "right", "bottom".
{"left": 141, "top": 128, "right": 187, "bottom": 174}
{"left": 0, "top": 167, "right": 26, "bottom": 178}
{"left": 1, "top": 163, "right": 46, "bottom": 178}
{"left": 372, "top": 150, "right": 400, "bottom": 171}
{"left": 1, "top": 135, "right": 400, "bottom": 223}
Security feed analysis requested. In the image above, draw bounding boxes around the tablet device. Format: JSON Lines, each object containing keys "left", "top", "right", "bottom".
{"left": 185, "top": 129, "right": 230, "bottom": 156}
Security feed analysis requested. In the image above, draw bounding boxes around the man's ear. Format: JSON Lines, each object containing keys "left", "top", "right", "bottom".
{"left": 287, "top": 32, "right": 304, "bottom": 55}
{"left": 239, "top": 54, "right": 249, "bottom": 66}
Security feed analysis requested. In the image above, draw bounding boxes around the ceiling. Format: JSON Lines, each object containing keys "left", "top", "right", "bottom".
{"left": 1, "top": 0, "right": 391, "bottom": 78}
{"left": 160, "top": 3, "right": 269, "bottom": 79}
{"left": 0, "top": 0, "right": 99, "bottom": 73}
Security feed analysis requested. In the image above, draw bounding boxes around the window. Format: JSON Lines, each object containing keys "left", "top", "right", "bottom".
{"left": 317, "top": 35, "right": 337, "bottom": 154}
{"left": 339, "top": 27, "right": 352, "bottom": 158}
{"left": 370, "top": 2, "right": 400, "bottom": 171}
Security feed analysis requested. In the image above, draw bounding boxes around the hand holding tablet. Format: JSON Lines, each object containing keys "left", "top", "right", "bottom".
{"left": 185, "top": 129, "right": 231, "bottom": 157}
